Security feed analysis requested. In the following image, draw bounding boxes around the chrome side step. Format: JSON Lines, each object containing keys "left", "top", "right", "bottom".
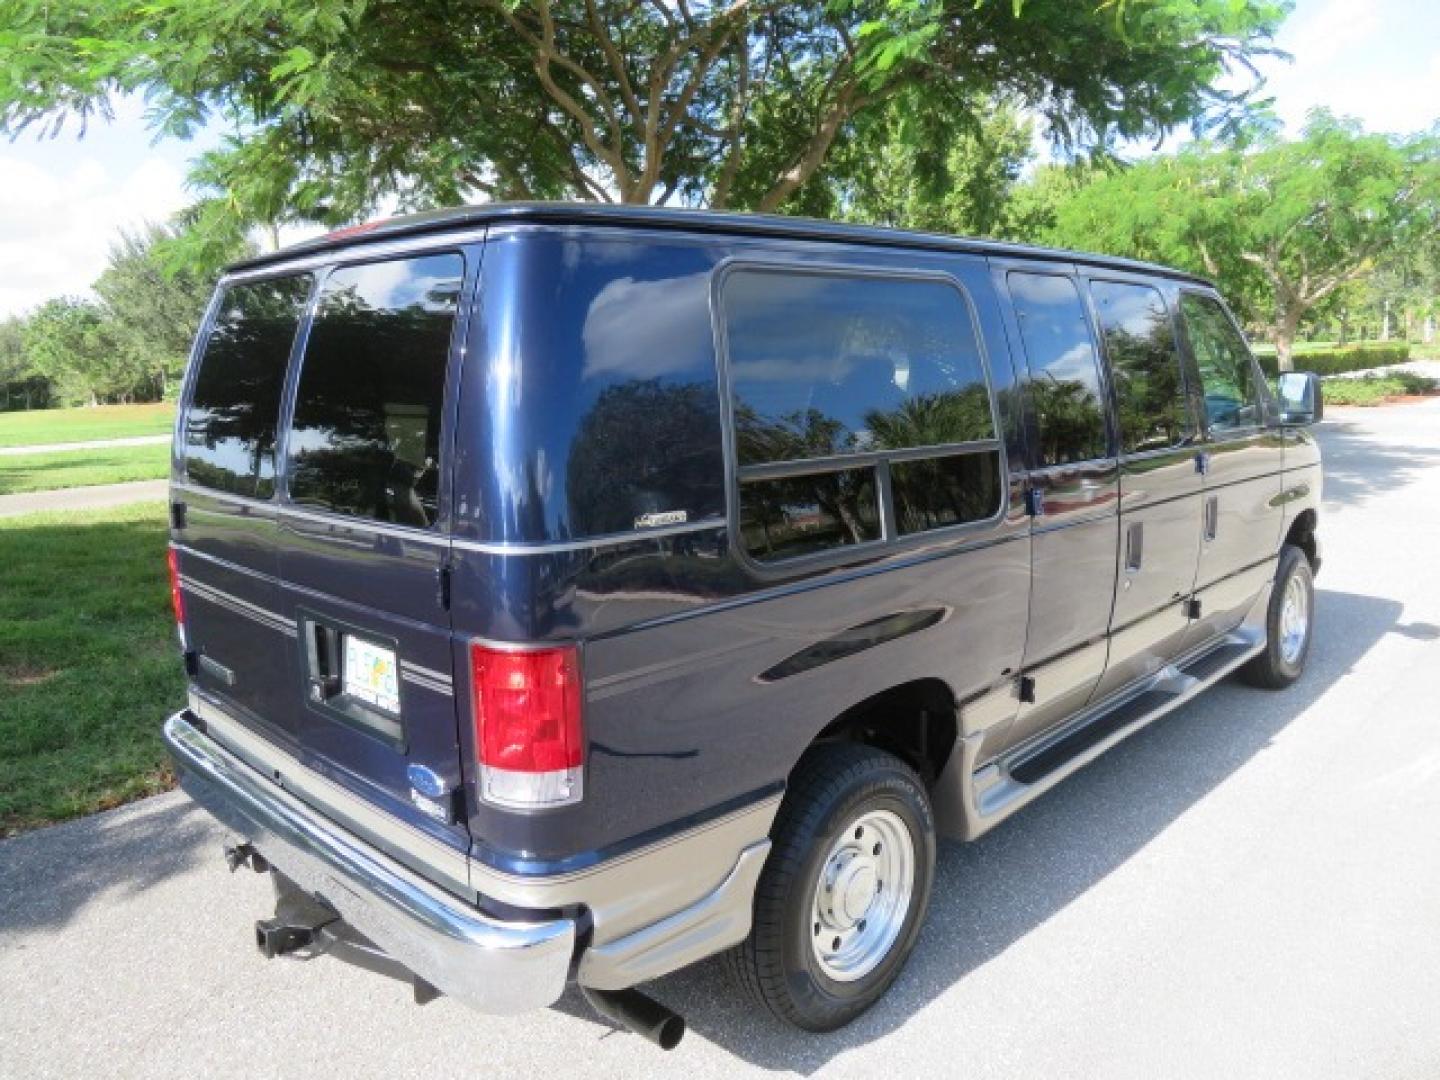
{"left": 974, "top": 625, "right": 1264, "bottom": 823}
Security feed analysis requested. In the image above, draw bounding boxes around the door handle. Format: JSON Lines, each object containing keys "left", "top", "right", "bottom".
{"left": 305, "top": 621, "right": 342, "bottom": 700}
{"left": 1203, "top": 496, "right": 1219, "bottom": 541}
{"left": 1125, "top": 521, "right": 1144, "bottom": 571}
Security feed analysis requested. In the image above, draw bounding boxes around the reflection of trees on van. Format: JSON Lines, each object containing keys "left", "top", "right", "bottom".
{"left": 862, "top": 385, "right": 994, "bottom": 450}
{"left": 566, "top": 379, "right": 724, "bottom": 537}
{"left": 1027, "top": 376, "right": 1107, "bottom": 465}
{"left": 1103, "top": 323, "right": 1187, "bottom": 452}
{"left": 184, "top": 275, "right": 310, "bottom": 498}
{"left": 287, "top": 271, "right": 459, "bottom": 527}
{"left": 740, "top": 468, "right": 880, "bottom": 562}
{"left": 734, "top": 385, "right": 994, "bottom": 465}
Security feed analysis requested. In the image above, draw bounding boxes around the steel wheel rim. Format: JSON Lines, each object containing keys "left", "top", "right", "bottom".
{"left": 1279, "top": 573, "right": 1309, "bottom": 664}
{"left": 810, "top": 809, "right": 915, "bottom": 982}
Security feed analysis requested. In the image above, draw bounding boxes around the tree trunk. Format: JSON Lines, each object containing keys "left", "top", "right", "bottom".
{"left": 1274, "top": 307, "right": 1303, "bottom": 373}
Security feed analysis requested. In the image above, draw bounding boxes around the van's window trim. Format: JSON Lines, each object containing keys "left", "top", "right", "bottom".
{"left": 1080, "top": 273, "right": 1198, "bottom": 457}
{"left": 1176, "top": 287, "right": 1271, "bottom": 440}
{"left": 712, "top": 258, "right": 1009, "bottom": 576}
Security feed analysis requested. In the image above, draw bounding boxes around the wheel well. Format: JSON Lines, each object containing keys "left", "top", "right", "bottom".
{"left": 1285, "top": 509, "right": 1319, "bottom": 570}
{"left": 809, "top": 679, "right": 958, "bottom": 787}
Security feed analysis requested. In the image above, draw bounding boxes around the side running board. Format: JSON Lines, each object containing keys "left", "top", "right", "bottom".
{"left": 976, "top": 627, "right": 1264, "bottom": 818}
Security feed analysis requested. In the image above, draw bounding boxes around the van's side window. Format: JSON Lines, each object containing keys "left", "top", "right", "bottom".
{"left": 721, "top": 268, "right": 1001, "bottom": 562}
{"left": 287, "top": 254, "right": 464, "bottom": 529}
{"left": 725, "top": 271, "right": 995, "bottom": 463}
{"left": 1008, "top": 272, "right": 1108, "bottom": 466}
{"left": 1180, "top": 292, "right": 1261, "bottom": 433}
{"left": 182, "top": 275, "right": 311, "bottom": 499}
{"left": 1091, "top": 281, "right": 1190, "bottom": 453}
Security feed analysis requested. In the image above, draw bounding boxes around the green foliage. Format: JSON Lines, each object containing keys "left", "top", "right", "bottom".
{"left": 0, "top": 503, "right": 182, "bottom": 835}
{"left": 831, "top": 92, "right": 1037, "bottom": 236}
{"left": 6, "top": 223, "right": 247, "bottom": 409}
{"left": 1253, "top": 342, "right": 1410, "bottom": 377}
{"left": 22, "top": 297, "right": 133, "bottom": 406}
{"left": 1318, "top": 372, "right": 1436, "bottom": 407}
{"left": 1042, "top": 111, "right": 1440, "bottom": 369}
{"left": 0, "top": 0, "right": 1286, "bottom": 237}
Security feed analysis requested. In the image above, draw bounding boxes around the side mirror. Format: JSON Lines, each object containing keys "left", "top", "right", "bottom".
{"left": 1277, "top": 371, "right": 1323, "bottom": 426}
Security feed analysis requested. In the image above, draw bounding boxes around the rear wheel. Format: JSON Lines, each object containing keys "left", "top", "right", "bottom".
{"left": 726, "top": 743, "right": 935, "bottom": 1031}
{"left": 1240, "top": 544, "right": 1314, "bottom": 689}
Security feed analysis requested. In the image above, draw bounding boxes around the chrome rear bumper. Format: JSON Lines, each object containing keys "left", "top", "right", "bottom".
{"left": 163, "top": 710, "right": 575, "bottom": 1015}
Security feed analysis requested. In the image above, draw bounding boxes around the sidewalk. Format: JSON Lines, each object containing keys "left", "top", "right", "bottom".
{"left": 0, "top": 434, "right": 170, "bottom": 456}
{"left": 0, "top": 479, "right": 168, "bottom": 518}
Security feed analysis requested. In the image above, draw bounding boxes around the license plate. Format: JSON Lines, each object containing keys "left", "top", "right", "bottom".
{"left": 343, "top": 635, "right": 400, "bottom": 714}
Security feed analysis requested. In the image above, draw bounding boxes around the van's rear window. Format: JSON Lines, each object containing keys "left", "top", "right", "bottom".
{"left": 182, "top": 275, "right": 312, "bottom": 499}
{"left": 286, "top": 254, "right": 463, "bottom": 530}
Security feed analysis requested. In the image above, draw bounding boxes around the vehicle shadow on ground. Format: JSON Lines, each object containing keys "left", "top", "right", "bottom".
{"left": 1313, "top": 412, "right": 1440, "bottom": 509}
{"left": 0, "top": 793, "right": 214, "bottom": 937}
{"left": 550, "top": 586, "right": 1401, "bottom": 1071}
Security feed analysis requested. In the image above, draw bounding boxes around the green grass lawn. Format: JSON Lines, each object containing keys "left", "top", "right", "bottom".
{"left": 0, "top": 503, "right": 183, "bottom": 835}
{"left": 0, "top": 442, "right": 170, "bottom": 495}
{"left": 0, "top": 401, "right": 174, "bottom": 447}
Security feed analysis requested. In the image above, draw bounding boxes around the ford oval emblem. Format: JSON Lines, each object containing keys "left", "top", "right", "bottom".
{"left": 407, "top": 764, "right": 448, "bottom": 799}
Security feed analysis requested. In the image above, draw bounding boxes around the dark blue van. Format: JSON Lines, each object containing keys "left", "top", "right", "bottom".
{"left": 163, "top": 204, "right": 1323, "bottom": 1046}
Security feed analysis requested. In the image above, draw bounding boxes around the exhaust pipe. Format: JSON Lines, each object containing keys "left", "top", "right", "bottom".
{"left": 580, "top": 986, "right": 685, "bottom": 1050}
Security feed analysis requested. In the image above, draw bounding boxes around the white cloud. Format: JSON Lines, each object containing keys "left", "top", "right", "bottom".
{"left": 1284, "top": 0, "right": 1382, "bottom": 70}
{"left": 0, "top": 152, "right": 191, "bottom": 318}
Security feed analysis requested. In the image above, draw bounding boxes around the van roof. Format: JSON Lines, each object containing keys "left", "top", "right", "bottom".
{"left": 228, "top": 201, "right": 1214, "bottom": 286}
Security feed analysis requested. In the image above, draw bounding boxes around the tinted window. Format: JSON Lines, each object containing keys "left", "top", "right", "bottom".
{"left": 1181, "top": 293, "right": 1261, "bottom": 432}
{"left": 287, "top": 254, "right": 463, "bottom": 529}
{"left": 724, "top": 270, "right": 995, "bottom": 466}
{"left": 1009, "top": 272, "right": 1108, "bottom": 466}
{"left": 1091, "top": 282, "right": 1189, "bottom": 454}
{"left": 892, "top": 452, "right": 1001, "bottom": 535}
{"left": 739, "top": 468, "right": 880, "bottom": 561}
{"left": 183, "top": 276, "right": 310, "bottom": 498}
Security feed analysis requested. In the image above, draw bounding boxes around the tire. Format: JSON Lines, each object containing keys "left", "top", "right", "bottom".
{"left": 725, "top": 742, "right": 936, "bottom": 1032}
{"left": 1239, "top": 544, "right": 1315, "bottom": 689}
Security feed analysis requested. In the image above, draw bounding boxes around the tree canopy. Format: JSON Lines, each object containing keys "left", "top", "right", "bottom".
{"left": 1042, "top": 111, "right": 1440, "bottom": 368}
{"left": 2, "top": 0, "right": 1285, "bottom": 242}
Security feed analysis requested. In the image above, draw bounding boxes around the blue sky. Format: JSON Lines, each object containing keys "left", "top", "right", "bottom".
{"left": 1, "top": 0, "right": 1437, "bottom": 318}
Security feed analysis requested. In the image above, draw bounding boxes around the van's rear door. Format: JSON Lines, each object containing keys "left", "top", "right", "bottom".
{"left": 173, "top": 274, "right": 313, "bottom": 743}
{"left": 273, "top": 251, "right": 475, "bottom": 867}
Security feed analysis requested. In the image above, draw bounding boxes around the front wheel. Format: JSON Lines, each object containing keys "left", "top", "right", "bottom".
{"left": 1240, "top": 544, "right": 1315, "bottom": 689}
{"left": 726, "top": 743, "right": 935, "bottom": 1031}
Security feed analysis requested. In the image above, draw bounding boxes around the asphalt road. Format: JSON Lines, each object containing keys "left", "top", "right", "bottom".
{"left": 4, "top": 401, "right": 1440, "bottom": 1079}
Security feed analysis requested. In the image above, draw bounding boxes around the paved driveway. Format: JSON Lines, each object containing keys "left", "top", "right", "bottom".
{"left": 3, "top": 402, "right": 1439, "bottom": 1079}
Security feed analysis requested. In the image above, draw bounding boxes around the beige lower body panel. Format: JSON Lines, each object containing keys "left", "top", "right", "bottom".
{"left": 189, "top": 690, "right": 780, "bottom": 955}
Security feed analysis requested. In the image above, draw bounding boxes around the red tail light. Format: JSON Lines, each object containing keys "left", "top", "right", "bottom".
{"left": 166, "top": 547, "right": 187, "bottom": 646}
{"left": 471, "top": 643, "right": 584, "bottom": 808}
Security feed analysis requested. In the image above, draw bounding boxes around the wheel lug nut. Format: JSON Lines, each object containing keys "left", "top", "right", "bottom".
{"left": 831, "top": 936, "right": 841, "bottom": 951}
{"left": 872, "top": 843, "right": 881, "bottom": 855}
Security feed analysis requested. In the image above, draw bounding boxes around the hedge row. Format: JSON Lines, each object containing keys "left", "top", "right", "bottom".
{"left": 1254, "top": 343, "right": 1411, "bottom": 378}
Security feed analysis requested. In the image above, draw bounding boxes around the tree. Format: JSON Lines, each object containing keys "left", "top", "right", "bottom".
{"left": 1, "top": 0, "right": 1285, "bottom": 238}
{"left": 95, "top": 223, "right": 243, "bottom": 399}
{"left": 0, "top": 316, "right": 51, "bottom": 410}
{"left": 21, "top": 298, "right": 136, "bottom": 406}
{"left": 1045, "top": 112, "right": 1440, "bottom": 369}
{"left": 831, "top": 92, "right": 1036, "bottom": 236}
